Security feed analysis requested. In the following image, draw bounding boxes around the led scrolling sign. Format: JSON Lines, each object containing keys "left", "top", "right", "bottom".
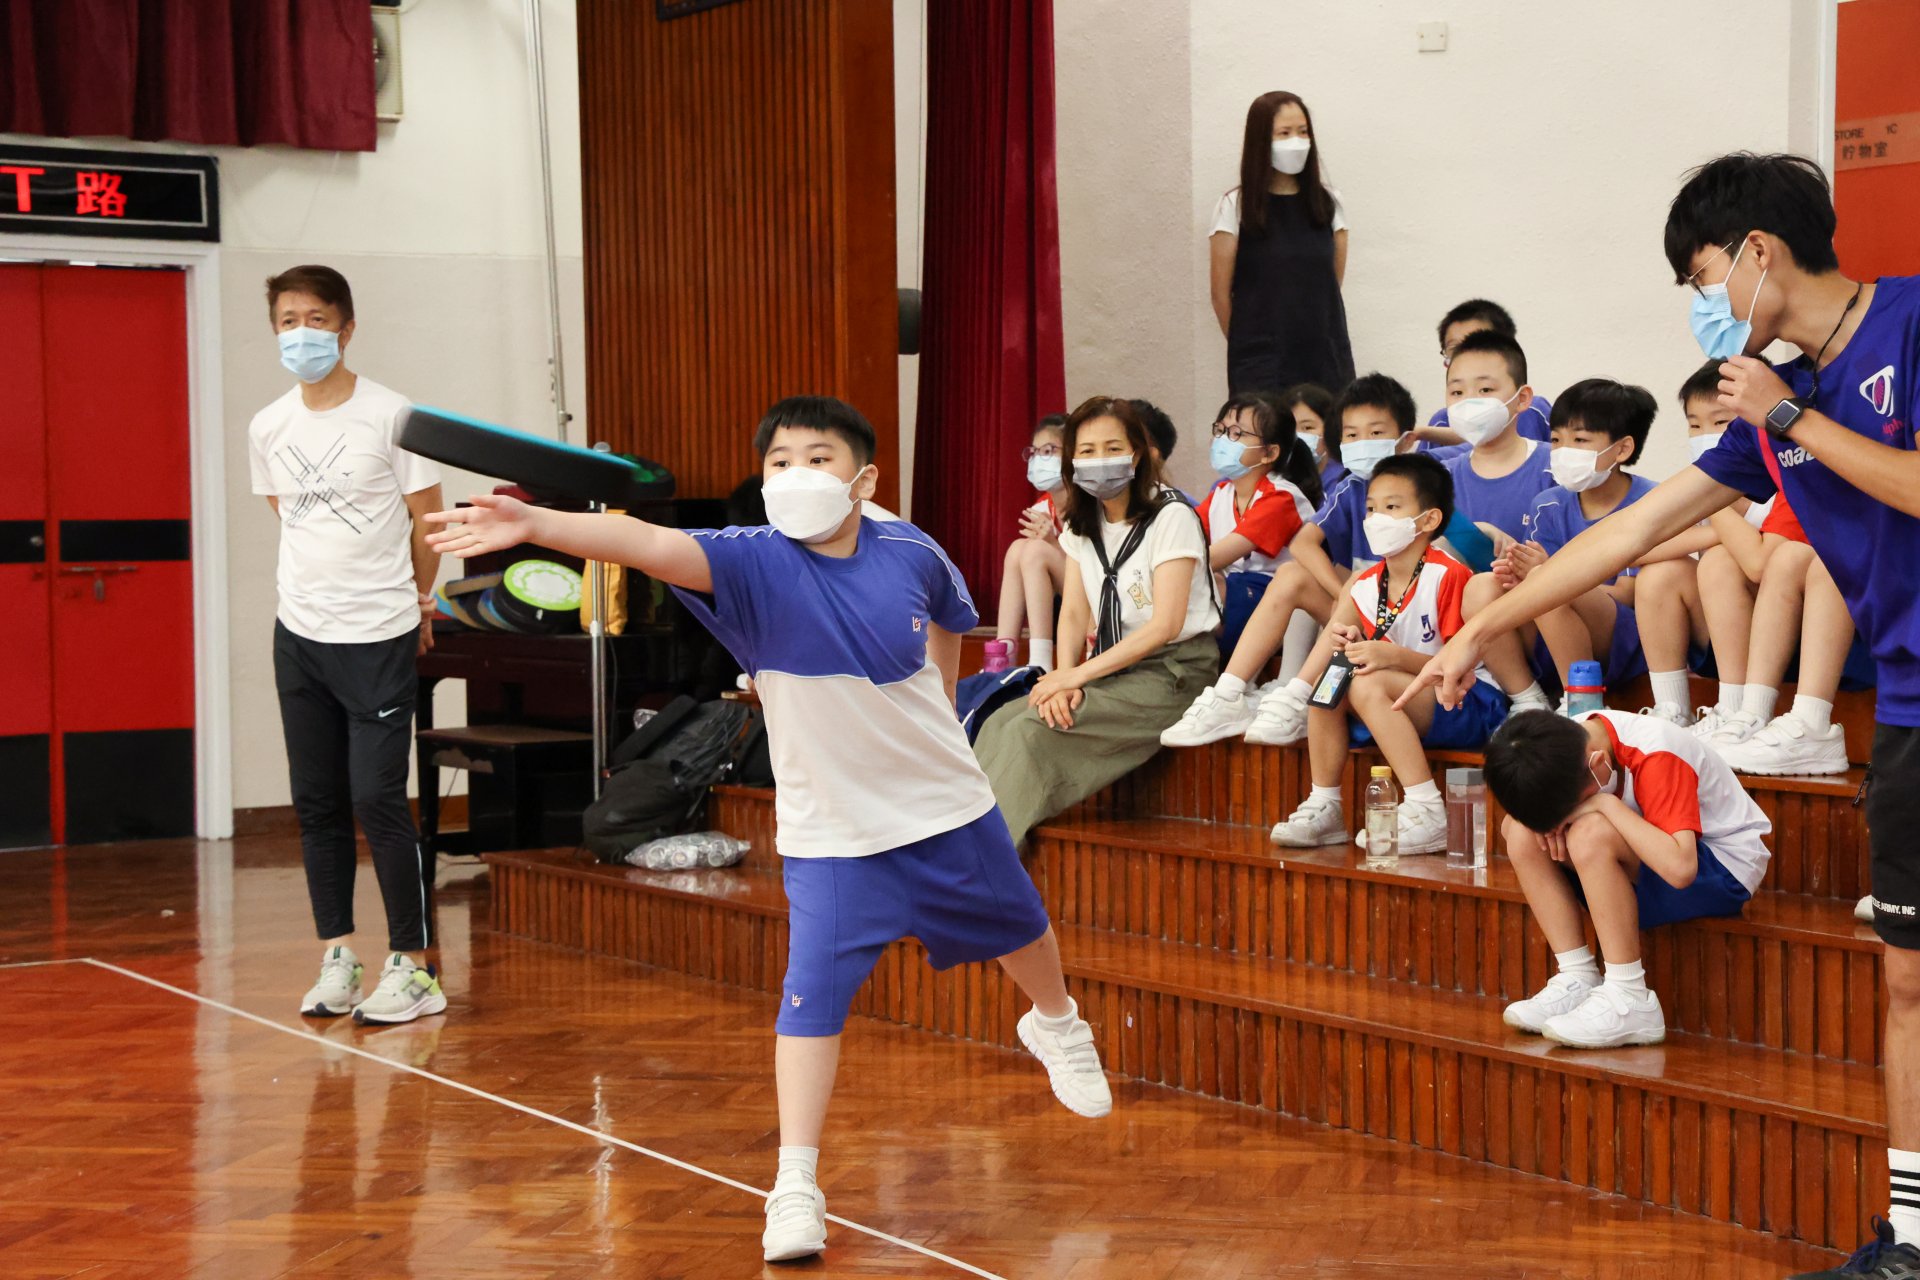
{"left": 0, "top": 144, "right": 219, "bottom": 243}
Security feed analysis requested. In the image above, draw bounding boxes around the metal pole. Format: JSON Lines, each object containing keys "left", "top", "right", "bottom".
{"left": 522, "top": 0, "right": 570, "bottom": 441}
{"left": 588, "top": 500, "right": 608, "bottom": 800}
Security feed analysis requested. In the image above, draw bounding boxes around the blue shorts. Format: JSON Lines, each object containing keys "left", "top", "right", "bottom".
{"left": 1348, "top": 679, "right": 1510, "bottom": 752}
{"left": 777, "top": 808, "right": 1051, "bottom": 1036}
{"left": 1219, "top": 570, "right": 1269, "bottom": 658}
{"left": 1529, "top": 597, "right": 1646, "bottom": 692}
{"left": 1564, "top": 838, "right": 1752, "bottom": 930}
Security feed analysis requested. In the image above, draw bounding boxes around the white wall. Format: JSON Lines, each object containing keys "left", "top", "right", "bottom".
{"left": 895, "top": 0, "right": 926, "bottom": 516}
{"left": 1047, "top": 0, "right": 1831, "bottom": 495}
{"left": 4, "top": 0, "right": 587, "bottom": 811}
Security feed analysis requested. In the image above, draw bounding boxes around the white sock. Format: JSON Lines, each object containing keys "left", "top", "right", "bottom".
{"left": 1717, "top": 683, "right": 1744, "bottom": 716}
{"left": 1285, "top": 677, "right": 1313, "bottom": 702}
{"left": 1511, "top": 681, "right": 1550, "bottom": 709}
{"left": 1555, "top": 945, "right": 1601, "bottom": 983}
{"left": 1035, "top": 997, "right": 1080, "bottom": 1031}
{"left": 1790, "top": 693, "right": 1834, "bottom": 733}
{"left": 1650, "top": 669, "right": 1690, "bottom": 711}
{"left": 776, "top": 1145, "right": 819, "bottom": 1187}
{"left": 1890, "top": 1147, "right": 1920, "bottom": 1245}
{"left": 1404, "top": 779, "right": 1441, "bottom": 806}
{"left": 1310, "top": 784, "right": 1343, "bottom": 806}
{"left": 1216, "top": 673, "right": 1248, "bottom": 700}
{"left": 1604, "top": 959, "right": 1647, "bottom": 995}
{"left": 1741, "top": 684, "right": 1779, "bottom": 723}
{"left": 1029, "top": 639, "right": 1054, "bottom": 672}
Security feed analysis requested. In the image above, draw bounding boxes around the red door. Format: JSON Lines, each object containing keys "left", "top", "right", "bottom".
{"left": 0, "top": 262, "right": 195, "bottom": 848}
{"left": 1835, "top": 0, "right": 1920, "bottom": 277}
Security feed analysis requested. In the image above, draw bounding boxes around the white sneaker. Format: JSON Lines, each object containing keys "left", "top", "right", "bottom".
{"left": 1160, "top": 685, "right": 1257, "bottom": 747}
{"left": 1244, "top": 684, "right": 1309, "bottom": 745}
{"left": 1357, "top": 798, "right": 1448, "bottom": 856}
{"left": 1689, "top": 706, "right": 1735, "bottom": 739}
{"left": 1856, "top": 895, "right": 1876, "bottom": 924}
{"left": 762, "top": 1182, "right": 828, "bottom": 1262}
{"left": 352, "top": 953, "right": 448, "bottom": 1026}
{"left": 1510, "top": 689, "right": 1554, "bottom": 715}
{"left": 1502, "top": 970, "right": 1600, "bottom": 1034}
{"left": 300, "top": 944, "right": 363, "bottom": 1017}
{"left": 1017, "top": 1003, "right": 1113, "bottom": 1117}
{"left": 1716, "top": 714, "right": 1849, "bottom": 776}
{"left": 1642, "top": 703, "right": 1690, "bottom": 728}
{"left": 1270, "top": 794, "right": 1347, "bottom": 847}
{"left": 1698, "top": 709, "right": 1765, "bottom": 760}
{"left": 1542, "top": 984, "right": 1666, "bottom": 1048}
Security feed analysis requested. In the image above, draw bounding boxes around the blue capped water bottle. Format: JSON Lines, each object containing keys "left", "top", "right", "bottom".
{"left": 1564, "top": 660, "right": 1605, "bottom": 718}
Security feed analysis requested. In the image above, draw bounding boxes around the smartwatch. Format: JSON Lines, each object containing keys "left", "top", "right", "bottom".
{"left": 1765, "top": 397, "right": 1810, "bottom": 440}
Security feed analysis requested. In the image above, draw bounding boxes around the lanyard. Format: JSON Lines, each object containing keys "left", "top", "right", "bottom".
{"left": 1372, "top": 550, "right": 1428, "bottom": 638}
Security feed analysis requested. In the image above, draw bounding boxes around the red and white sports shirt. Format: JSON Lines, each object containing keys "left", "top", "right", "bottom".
{"left": 1198, "top": 474, "right": 1314, "bottom": 575}
{"left": 1347, "top": 548, "right": 1497, "bottom": 688}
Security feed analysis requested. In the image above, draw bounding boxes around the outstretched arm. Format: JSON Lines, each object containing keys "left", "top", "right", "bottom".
{"left": 425, "top": 493, "right": 712, "bottom": 593}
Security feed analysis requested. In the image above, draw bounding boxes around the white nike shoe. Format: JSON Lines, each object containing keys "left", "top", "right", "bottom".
{"left": 1270, "top": 794, "right": 1347, "bottom": 847}
{"left": 1017, "top": 1002, "right": 1113, "bottom": 1118}
{"left": 1160, "top": 685, "right": 1257, "bottom": 747}
{"left": 1716, "top": 714, "right": 1849, "bottom": 777}
{"left": 1502, "top": 970, "right": 1600, "bottom": 1034}
{"left": 1642, "top": 703, "right": 1691, "bottom": 729}
{"left": 762, "top": 1181, "right": 828, "bottom": 1262}
{"left": 352, "top": 953, "right": 448, "bottom": 1026}
{"left": 1244, "top": 684, "right": 1309, "bottom": 745}
{"left": 1543, "top": 984, "right": 1666, "bottom": 1049}
{"left": 300, "top": 944, "right": 363, "bottom": 1017}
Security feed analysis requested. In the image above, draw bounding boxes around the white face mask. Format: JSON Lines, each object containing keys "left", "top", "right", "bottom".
{"left": 1270, "top": 136, "right": 1311, "bottom": 175}
{"left": 1549, "top": 444, "right": 1621, "bottom": 494}
{"left": 1296, "top": 431, "right": 1322, "bottom": 460}
{"left": 1687, "top": 432, "right": 1725, "bottom": 465}
{"left": 1341, "top": 438, "right": 1397, "bottom": 480}
{"left": 1449, "top": 389, "right": 1522, "bottom": 448}
{"left": 1027, "top": 454, "right": 1063, "bottom": 492}
{"left": 1363, "top": 512, "right": 1421, "bottom": 559}
{"left": 763, "top": 466, "right": 863, "bottom": 543}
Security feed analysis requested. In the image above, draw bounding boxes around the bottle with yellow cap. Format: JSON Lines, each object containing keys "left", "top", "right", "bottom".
{"left": 1364, "top": 765, "right": 1399, "bottom": 868}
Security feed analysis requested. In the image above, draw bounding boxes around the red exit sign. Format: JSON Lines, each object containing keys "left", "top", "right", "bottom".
{"left": 0, "top": 144, "right": 218, "bottom": 242}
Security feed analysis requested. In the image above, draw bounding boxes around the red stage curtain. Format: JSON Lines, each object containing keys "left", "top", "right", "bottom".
{"left": 910, "top": 0, "right": 1066, "bottom": 621}
{"left": 1, "top": 0, "right": 375, "bottom": 152}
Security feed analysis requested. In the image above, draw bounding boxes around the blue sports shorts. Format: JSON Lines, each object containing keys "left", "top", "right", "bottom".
{"left": 776, "top": 808, "right": 1051, "bottom": 1036}
{"left": 1564, "top": 838, "right": 1751, "bottom": 930}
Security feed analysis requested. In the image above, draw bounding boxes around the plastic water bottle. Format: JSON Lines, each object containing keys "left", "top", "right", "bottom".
{"left": 624, "top": 832, "right": 751, "bottom": 870}
{"left": 981, "top": 639, "right": 1014, "bottom": 673}
{"left": 1565, "top": 660, "right": 1605, "bottom": 718}
{"left": 1364, "top": 766, "right": 1399, "bottom": 869}
{"left": 1445, "top": 767, "right": 1488, "bottom": 871}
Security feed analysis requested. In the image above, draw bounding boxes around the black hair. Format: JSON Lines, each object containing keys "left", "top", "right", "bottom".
{"left": 1035, "top": 413, "right": 1068, "bottom": 434}
{"left": 1550, "top": 378, "right": 1657, "bottom": 467}
{"left": 266, "top": 264, "right": 354, "bottom": 324}
{"left": 1276, "top": 383, "right": 1335, "bottom": 435}
{"left": 1678, "top": 360, "right": 1723, "bottom": 407}
{"left": 1368, "top": 453, "right": 1453, "bottom": 528}
{"left": 752, "top": 395, "right": 877, "bottom": 466}
{"left": 1663, "top": 152, "right": 1840, "bottom": 283}
{"left": 1436, "top": 298, "right": 1516, "bottom": 350}
{"left": 1215, "top": 391, "right": 1322, "bottom": 508}
{"left": 1235, "top": 91, "right": 1335, "bottom": 232}
{"left": 1130, "top": 399, "right": 1178, "bottom": 460}
{"left": 1333, "top": 372, "right": 1417, "bottom": 436}
{"left": 1447, "top": 329, "right": 1529, "bottom": 388}
{"left": 1059, "top": 396, "right": 1171, "bottom": 539}
{"left": 1485, "top": 710, "right": 1595, "bottom": 833}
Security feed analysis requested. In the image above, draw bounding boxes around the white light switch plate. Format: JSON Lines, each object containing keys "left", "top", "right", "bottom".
{"left": 1417, "top": 21, "right": 1448, "bottom": 52}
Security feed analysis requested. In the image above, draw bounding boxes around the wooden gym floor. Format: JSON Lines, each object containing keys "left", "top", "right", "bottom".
{"left": 0, "top": 837, "right": 1843, "bottom": 1278}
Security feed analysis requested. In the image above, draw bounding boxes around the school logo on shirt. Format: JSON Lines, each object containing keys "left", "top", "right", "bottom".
{"left": 1420, "top": 612, "right": 1436, "bottom": 644}
{"left": 790, "top": 993, "right": 804, "bottom": 1007}
{"left": 1860, "top": 365, "right": 1896, "bottom": 417}
{"left": 911, "top": 615, "right": 924, "bottom": 632}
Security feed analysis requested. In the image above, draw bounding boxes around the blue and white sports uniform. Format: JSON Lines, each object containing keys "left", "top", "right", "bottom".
{"left": 1524, "top": 473, "right": 1657, "bottom": 686}
{"left": 1313, "top": 471, "right": 1372, "bottom": 573}
{"left": 674, "top": 517, "right": 1051, "bottom": 1035}
{"left": 1445, "top": 439, "right": 1556, "bottom": 543}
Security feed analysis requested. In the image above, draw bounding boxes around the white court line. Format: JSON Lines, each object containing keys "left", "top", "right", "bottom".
{"left": 81, "top": 959, "right": 1008, "bottom": 1280}
{"left": 0, "top": 957, "right": 93, "bottom": 970}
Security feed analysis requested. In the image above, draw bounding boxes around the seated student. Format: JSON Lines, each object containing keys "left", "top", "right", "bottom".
{"left": 974, "top": 396, "right": 1221, "bottom": 847}
{"left": 993, "top": 413, "right": 1071, "bottom": 672}
{"left": 1130, "top": 398, "right": 1197, "bottom": 505}
{"left": 1403, "top": 299, "right": 1556, "bottom": 455}
{"left": 1200, "top": 391, "right": 1322, "bottom": 655}
{"left": 1267, "top": 454, "right": 1515, "bottom": 854}
{"left": 1276, "top": 383, "right": 1344, "bottom": 488}
{"left": 1485, "top": 709, "right": 1771, "bottom": 1048}
{"left": 1161, "top": 374, "right": 1409, "bottom": 747}
{"left": 1469, "top": 379, "right": 1659, "bottom": 691}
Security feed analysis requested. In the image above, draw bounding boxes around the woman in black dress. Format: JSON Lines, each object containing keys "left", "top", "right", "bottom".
{"left": 1209, "top": 91, "right": 1354, "bottom": 396}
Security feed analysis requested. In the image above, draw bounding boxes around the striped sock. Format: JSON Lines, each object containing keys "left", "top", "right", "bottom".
{"left": 1891, "top": 1147, "right": 1920, "bottom": 1245}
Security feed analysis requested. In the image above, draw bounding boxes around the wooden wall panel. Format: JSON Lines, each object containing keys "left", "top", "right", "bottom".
{"left": 577, "top": 0, "right": 898, "bottom": 504}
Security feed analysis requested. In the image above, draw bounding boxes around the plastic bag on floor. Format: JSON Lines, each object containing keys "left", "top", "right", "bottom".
{"left": 622, "top": 831, "right": 750, "bottom": 871}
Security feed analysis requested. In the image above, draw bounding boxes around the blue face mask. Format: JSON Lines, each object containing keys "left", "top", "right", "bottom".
{"left": 1689, "top": 240, "right": 1766, "bottom": 361}
{"left": 1026, "top": 454, "right": 1063, "bottom": 492}
{"left": 1210, "top": 433, "right": 1262, "bottom": 480}
{"left": 1340, "top": 437, "right": 1397, "bottom": 480}
{"left": 279, "top": 326, "right": 342, "bottom": 383}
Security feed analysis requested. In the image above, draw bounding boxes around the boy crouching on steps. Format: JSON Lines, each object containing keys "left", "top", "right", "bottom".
{"left": 1484, "top": 709, "right": 1771, "bottom": 1048}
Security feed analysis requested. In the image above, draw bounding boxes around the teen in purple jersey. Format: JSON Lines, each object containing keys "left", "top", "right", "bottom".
{"left": 1399, "top": 152, "right": 1920, "bottom": 1276}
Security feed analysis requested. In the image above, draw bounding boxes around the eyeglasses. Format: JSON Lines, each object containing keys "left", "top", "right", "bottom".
{"left": 1021, "top": 444, "right": 1063, "bottom": 460}
{"left": 1685, "top": 242, "right": 1737, "bottom": 297}
{"left": 1211, "top": 421, "right": 1259, "bottom": 443}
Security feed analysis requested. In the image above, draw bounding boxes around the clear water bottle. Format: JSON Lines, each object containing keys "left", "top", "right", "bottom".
{"left": 1364, "top": 765, "right": 1399, "bottom": 869}
{"left": 1445, "top": 767, "right": 1488, "bottom": 870}
{"left": 981, "top": 639, "right": 1014, "bottom": 673}
{"left": 1565, "top": 660, "right": 1605, "bottom": 718}
{"left": 625, "top": 832, "right": 751, "bottom": 870}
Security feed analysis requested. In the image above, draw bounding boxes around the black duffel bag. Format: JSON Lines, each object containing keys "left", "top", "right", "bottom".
{"left": 582, "top": 696, "right": 771, "bottom": 863}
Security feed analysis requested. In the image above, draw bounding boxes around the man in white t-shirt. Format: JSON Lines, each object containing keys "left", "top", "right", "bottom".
{"left": 247, "top": 265, "right": 447, "bottom": 1027}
